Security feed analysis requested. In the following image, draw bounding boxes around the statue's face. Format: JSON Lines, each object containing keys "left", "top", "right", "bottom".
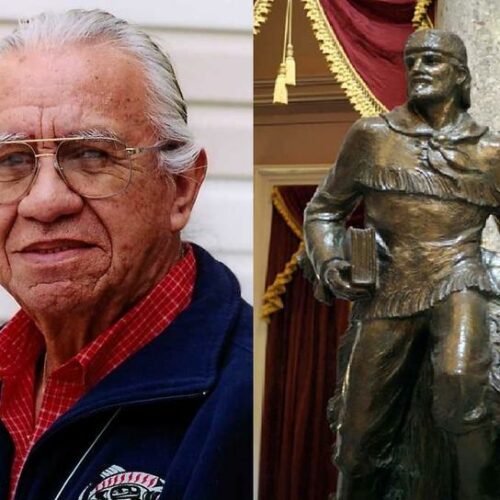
{"left": 405, "top": 49, "right": 463, "bottom": 105}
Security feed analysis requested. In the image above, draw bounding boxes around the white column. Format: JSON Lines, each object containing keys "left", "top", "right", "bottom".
{"left": 437, "top": 2, "right": 500, "bottom": 252}
{"left": 437, "top": 1, "right": 500, "bottom": 380}
{"left": 436, "top": 1, "right": 500, "bottom": 130}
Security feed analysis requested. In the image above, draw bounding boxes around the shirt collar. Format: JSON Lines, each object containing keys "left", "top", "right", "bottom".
{"left": 55, "top": 244, "right": 247, "bottom": 419}
{"left": 0, "top": 312, "right": 43, "bottom": 378}
{"left": 0, "top": 244, "right": 196, "bottom": 385}
{"left": 382, "top": 103, "right": 488, "bottom": 142}
{"left": 73, "top": 244, "right": 195, "bottom": 382}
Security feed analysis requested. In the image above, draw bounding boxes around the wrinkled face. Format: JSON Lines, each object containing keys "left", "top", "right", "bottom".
{"left": 405, "top": 49, "right": 464, "bottom": 105}
{"left": 0, "top": 43, "right": 202, "bottom": 319}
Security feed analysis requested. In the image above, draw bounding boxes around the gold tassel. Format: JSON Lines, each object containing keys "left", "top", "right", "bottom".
{"left": 273, "top": 0, "right": 293, "bottom": 104}
{"left": 285, "top": 0, "right": 296, "bottom": 86}
{"left": 285, "top": 43, "right": 296, "bottom": 85}
{"left": 273, "top": 63, "right": 288, "bottom": 104}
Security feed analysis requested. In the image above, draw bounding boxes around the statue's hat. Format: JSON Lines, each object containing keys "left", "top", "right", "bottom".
{"left": 405, "top": 29, "right": 467, "bottom": 65}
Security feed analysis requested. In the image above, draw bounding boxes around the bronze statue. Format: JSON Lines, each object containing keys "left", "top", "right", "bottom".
{"left": 303, "top": 29, "right": 500, "bottom": 500}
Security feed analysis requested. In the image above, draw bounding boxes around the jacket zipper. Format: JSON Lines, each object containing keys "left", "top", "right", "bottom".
{"left": 14, "top": 390, "right": 208, "bottom": 500}
{"left": 54, "top": 408, "right": 121, "bottom": 500}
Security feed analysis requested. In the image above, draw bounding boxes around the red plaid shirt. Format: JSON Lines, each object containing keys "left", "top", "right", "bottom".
{"left": 0, "top": 245, "right": 196, "bottom": 499}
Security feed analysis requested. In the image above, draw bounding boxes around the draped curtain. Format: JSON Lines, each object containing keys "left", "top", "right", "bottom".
{"left": 259, "top": 186, "right": 350, "bottom": 500}
{"left": 316, "top": 0, "right": 432, "bottom": 110}
{"left": 259, "top": 187, "right": 362, "bottom": 499}
{"left": 302, "top": 0, "right": 434, "bottom": 116}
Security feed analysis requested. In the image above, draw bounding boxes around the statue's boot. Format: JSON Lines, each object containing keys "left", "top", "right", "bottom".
{"left": 455, "top": 427, "right": 495, "bottom": 500}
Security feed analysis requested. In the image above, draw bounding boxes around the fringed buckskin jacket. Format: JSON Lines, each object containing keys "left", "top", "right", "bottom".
{"left": 304, "top": 104, "right": 500, "bottom": 319}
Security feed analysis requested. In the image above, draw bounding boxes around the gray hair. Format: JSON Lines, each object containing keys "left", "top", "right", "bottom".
{"left": 0, "top": 9, "right": 202, "bottom": 173}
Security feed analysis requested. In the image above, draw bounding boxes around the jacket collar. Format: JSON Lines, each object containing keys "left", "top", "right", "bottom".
{"left": 55, "top": 244, "right": 243, "bottom": 422}
{"left": 382, "top": 103, "right": 488, "bottom": 142}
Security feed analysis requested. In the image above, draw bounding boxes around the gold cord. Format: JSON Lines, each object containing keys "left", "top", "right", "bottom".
{"left": 261, "top": 188, "right": 305, "bottom": 320}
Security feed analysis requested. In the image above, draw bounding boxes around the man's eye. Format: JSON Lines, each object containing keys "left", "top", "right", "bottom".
{"left": 72, "top": 148, "right": 108, "bottom": 160}
{"left": 0, "top": 152, "right": 33, "bottom": 167}
{"left": 405, "top": 57, "right": 415, "bottom": 68}
{"left": 424, "top": 55, "right": 439, "bottom": 65}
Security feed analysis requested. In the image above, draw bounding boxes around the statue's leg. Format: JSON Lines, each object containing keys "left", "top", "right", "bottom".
{"left": 430, "top": 290, "right": 495, "bottom": 500}
{"left": 334, "top": 315, "right": 427, "bottom": 500}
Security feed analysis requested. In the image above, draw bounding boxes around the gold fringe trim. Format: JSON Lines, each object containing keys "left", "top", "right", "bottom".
{"left": 272, "top": 187, "right": 303, "bottom": 239}
{"left": 262, "top": 242, "right": 305, "bottom": 321}
{"left": 254, "top": 0, "right": 275, "bottom": 35}
{"left": 261, "top": 188, "right": 305, "bottom": 320}
{"left": 413, "top": 0, "right": 434, "bottom": 30}
{"left": 301, "top": 0, "right": 387, "bottom": 117}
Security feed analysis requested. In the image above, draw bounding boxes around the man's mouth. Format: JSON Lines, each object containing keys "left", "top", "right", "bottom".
{"left": 411, "top": 75, "right": 432, "bottom": 85}
{"left": 16, "top": 239, "right": 96, "bottom": 263}
{"left": 20, "top": 240, "right": 94, "bottom": 253}
{"left": 28, "top": 246, "right": 82, "bottom": 254}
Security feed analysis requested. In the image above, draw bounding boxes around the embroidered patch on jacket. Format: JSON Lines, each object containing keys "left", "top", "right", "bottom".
{"left": 78, "top": 465, "right": 165, "bottom": 499}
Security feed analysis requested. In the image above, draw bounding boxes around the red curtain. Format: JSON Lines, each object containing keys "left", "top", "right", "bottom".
{"left": 318, "top": 0, "right": 434, "bottom": 110}
{"left": 259, "top": 187, "right": 358, "bottom": 500}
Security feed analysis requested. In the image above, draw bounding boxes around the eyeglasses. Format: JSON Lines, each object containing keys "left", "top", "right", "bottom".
{"left": 0, "top": 136, "right": 170, "bottom": 204}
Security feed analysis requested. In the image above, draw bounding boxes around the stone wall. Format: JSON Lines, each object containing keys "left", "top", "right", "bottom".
{"left": 436, "top": 0, "right": 500, "bottom": 131}
{"left": 437, "top": 0, "right": 500, "bottom": 402}
{"left": 437, "top": 1, "right": 500, "bottom": 253}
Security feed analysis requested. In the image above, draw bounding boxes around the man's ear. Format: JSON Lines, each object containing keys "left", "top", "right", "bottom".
{"left": 456, "top": 66, "right": 468, "bottom": 86}
{"left": 169, "top": 149, "right": 207, "bottom": 232}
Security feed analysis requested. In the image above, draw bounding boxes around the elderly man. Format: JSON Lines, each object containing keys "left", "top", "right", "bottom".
{"left": 0, "top": 9, "right": 251, "bottom": 500}
{"left": 304, "top": 30, "right": 499, "bottom": 499}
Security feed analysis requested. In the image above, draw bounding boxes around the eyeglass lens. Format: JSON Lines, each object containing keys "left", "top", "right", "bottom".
{"left": 0, "top": 139, "right": 133, "bottom": 203}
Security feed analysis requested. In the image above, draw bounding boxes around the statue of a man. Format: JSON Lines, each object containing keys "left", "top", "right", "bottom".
{"left": 304, "top": 29, "right": 499, "bottom": 499}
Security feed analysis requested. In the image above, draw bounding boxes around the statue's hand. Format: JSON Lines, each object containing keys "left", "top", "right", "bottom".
{"left": 323, "top": 259, "right": 372, "bottom": 301}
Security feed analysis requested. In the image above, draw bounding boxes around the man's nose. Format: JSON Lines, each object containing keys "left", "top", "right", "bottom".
{"left": 412, "top": 57, "right": 424, "bottom": 72}
{"left": 17, "top": 155, "right": 84, "bottom": 222}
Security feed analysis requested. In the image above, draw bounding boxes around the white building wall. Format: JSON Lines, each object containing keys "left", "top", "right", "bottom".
{"left": 0, "top": 1, "right": 253, "bottom": 320}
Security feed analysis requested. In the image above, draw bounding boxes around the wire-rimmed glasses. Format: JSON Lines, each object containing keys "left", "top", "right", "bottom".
{"left": 0, "top": 136, "right": 169, "bottom": 204}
